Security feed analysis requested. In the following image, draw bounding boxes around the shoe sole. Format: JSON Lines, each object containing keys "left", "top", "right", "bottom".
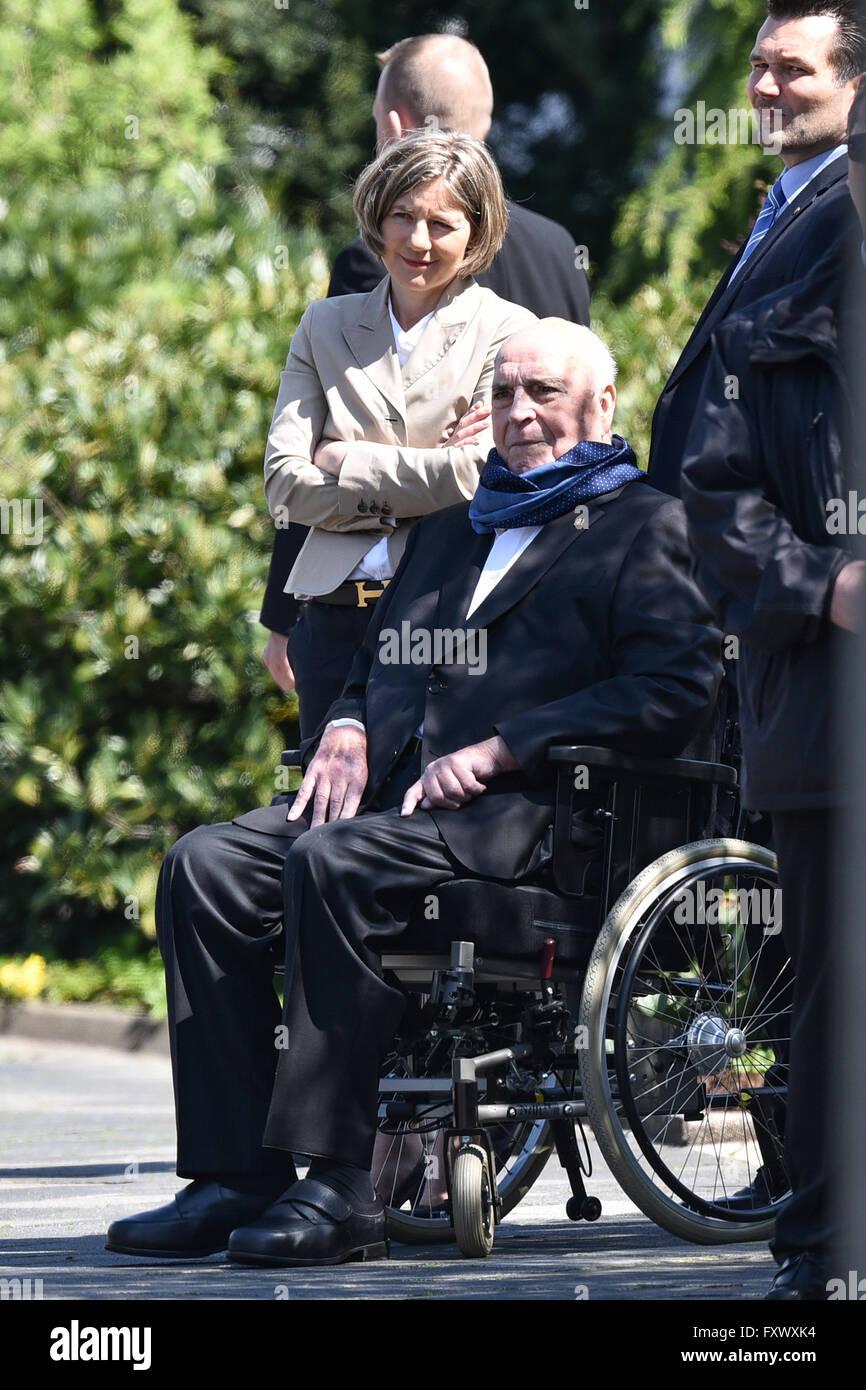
{"left": 227, "top": 1240, "right": 389, "bottom": 1268}
{"left": 104, "top": 1240, "right": 227, "bottom": 1259}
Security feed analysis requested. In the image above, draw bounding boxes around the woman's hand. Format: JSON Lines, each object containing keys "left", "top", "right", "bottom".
{"left": 314, "top": 440, "right": 349, "bottom": 477}
{"left": 310, "top": 403, "right": 488, "bottom": 482}
{"left": 447, "top": 401, "right": 491, "bottom": 449}
{"left": 261, "top": 631, "right": 295, "bottom": 693}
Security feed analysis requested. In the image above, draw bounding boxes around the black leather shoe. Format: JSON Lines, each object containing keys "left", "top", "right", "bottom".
{"left": 715, "top": 1165, "right": 777, "bottom": 1211}
{"left": 227, "top": 1177, "right": 389, "bottom": 1267}
{"left": 105, "top": 1179, "right": 288, "bottom": 1258}
{"left": 765, "top": 1253, "right": 830, "bottom": 1300}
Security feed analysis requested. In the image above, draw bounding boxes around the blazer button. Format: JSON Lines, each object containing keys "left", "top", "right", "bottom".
{"left": 427, "top": 676, "right": 447, "bottom": 694}
{"left": 368, "top": 501, "right": 379, "bottom": 513}
{"left": 381, "top": 503, "right": 393, "bottom": 515}
{"left": 357, "top": 501, "right": 369, "bottom": 513}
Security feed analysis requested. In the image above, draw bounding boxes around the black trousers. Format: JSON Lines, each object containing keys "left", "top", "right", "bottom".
{"left": 156, "top": 776, "right": 468, "bottom": 1177}
{"left": 769, "top": 808, "right": 839, "bottom": 1265}
{"left": 288, "top": 601, "right": 376, "bottom": 740}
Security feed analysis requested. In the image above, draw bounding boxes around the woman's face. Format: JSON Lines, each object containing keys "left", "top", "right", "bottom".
{"left": 380, "top": 177, "right": 474, "bottom": 303}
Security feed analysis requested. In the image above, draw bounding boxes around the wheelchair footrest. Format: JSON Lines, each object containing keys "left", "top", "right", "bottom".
{"left": 479, "top": 1100, "right": 586, "bottom": 1122}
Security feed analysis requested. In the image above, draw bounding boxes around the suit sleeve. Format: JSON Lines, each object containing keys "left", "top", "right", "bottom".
{"left": 259, "top": 526, "right": 306, "bottom": 634}
{"left": 494, "top": 501, "right": 723, "bottom": 777}
{"left": 680, "top": 331, "right": 848, "bottom": 653}
{"left": 334, "top": 304, "right": 537, "bottom": 519}
{"left": 262, "top": 306, "right": 390, "bottom": 534}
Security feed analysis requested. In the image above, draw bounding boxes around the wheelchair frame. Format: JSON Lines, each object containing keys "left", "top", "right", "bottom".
{"left": 373, "top": 744, "right": 790, "bottom": 1257}
{"left": 279, "top": 740, "right": 791, "bottom": 1258}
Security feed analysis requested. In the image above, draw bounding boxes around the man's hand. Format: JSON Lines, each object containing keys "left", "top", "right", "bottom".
{"left": 830, "top": 560, "right": 866, "bottom": 633}
{"left": 447, "top": 401, "right": 491, "bottom": 449}
{"left": 262, "top": 631, "right": 296, "bottom": 693}
{"left": 288, "top": 724, "right": 368, "bottom": 827}
{"left": 400, "top": 735, "right": 518, "bottom": 816}
{"left": 314, "top": 440, "right": 349, "bottom": 477}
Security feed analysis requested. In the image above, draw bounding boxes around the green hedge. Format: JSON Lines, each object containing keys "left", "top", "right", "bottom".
{"left": 0, "top": 2, "right": 326, "bottom": 953}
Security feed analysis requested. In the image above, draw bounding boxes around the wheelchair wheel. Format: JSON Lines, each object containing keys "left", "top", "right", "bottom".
{"left": 580, "top": 838, "right": 792, "bottom": 1245}
{"left": 376, "top": 1039, "right": 555, "bottom": 1244}
{"left": 452, "top": 1145, "right": 496, "bottom": 1257}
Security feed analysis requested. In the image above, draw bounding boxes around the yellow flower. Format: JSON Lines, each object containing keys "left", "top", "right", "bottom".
{"left": 0, "top": 954, "right": 47, "bottom": 1000}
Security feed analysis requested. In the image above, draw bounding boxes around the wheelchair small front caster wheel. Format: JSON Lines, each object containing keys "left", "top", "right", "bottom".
{"left": 452, "top": 1145, "right": 496, "bottom": 1258}
{"left": 566, "top": 1195, "right": 602, "bottom": 1222}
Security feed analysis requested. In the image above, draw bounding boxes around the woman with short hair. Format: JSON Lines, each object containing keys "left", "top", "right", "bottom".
{"left": 263, "top": 127, "right": 535, "bottom": 736}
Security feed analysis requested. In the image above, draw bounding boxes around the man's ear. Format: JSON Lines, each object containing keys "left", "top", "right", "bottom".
{"left": 601, "top": 383, "right": 617, "bottom": 431}
{"left": 375, "top": 109, "right": 404, "bottom": 150}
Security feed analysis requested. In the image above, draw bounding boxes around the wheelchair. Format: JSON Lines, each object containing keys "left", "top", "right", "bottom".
{"left": 283, "top": 734, "right": 792, "bottom": 1259}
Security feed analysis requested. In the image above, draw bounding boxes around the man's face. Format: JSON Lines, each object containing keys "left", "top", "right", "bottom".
{"left": 748, "top": 15, "right": 856, "bottom": 166}
{"left": 491, "top": 343, "right": 615, "bottom": 476}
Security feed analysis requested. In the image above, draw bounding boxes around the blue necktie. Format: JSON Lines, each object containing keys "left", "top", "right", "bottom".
{"left": 730, "top": 176, "right": 787, "bottom": 281}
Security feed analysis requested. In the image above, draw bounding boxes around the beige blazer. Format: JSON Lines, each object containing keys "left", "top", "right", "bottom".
{"left": 263, "top": 274, "right": 535, "bottom": 597}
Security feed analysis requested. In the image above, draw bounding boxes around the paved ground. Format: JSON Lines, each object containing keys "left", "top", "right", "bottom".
{"left": 0, "top": 1035, "right": 777, "bottom": 1301}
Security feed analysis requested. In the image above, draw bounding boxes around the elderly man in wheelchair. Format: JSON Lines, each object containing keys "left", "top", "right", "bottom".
{"left": 106, "top": 319, "right": 791, "bottom": 1267}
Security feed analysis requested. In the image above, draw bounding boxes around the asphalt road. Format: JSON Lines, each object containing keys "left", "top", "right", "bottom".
{"left": 0, "top": 1035, "right": 779, "bottom": 1302}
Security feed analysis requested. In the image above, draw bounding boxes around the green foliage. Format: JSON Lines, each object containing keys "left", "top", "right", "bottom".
{"left": 0, "top": 943, "right": 168, "bottom": 1016}
{"left": 610, "top": 0, "right": 770, "bottom": 296}
{"left": 591, "top": 274, "right": 717, "bottom": 465}
{"left": 42, "top": 945, "right": 168, "bottom": 1017}
{"left": 179, "top": 0, "right": 374, "bottom": 252}
{"left": 0, "top": 1, "right": 327, "bottom": 953}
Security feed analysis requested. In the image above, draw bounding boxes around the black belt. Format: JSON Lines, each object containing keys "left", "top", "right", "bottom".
{"left": 307, "top": 580, "right": 390, "bottom": 609}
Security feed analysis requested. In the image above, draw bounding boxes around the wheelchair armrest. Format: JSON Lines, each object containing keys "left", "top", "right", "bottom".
{"left": 547, "top": 745, "right": 737, "bottom": 789}
{"left": 280, "top": 749, "right": 302, "bottom": 768}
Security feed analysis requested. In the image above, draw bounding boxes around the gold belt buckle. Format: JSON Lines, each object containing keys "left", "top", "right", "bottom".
{"left": 354, "top": 580, "right": 389, "bottom": 608}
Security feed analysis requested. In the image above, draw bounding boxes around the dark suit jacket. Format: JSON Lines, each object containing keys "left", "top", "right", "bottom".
{"left": 681, "top": 251, "right": 861, "bottom": 811}
{"left": 648, "top": 152, "right": 859, "bottom": 498}
{"left": 261, "top": 199, "right": 591, "bottom": 635}
{"left": 241, "top": 482, "right": 721, "bottom": 881}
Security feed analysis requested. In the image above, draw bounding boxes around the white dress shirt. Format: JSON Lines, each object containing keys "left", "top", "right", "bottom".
{"left": 330, "top": 523, "right": 543, "bottom": 735}
{"left": 347, "top": 301, "right": 436, "bottom": 583}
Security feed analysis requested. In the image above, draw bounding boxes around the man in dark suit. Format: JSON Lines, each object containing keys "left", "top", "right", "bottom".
{"left": 680, "top": 75, "right": 866, "bottom": 1301}
{"left": 261, "top": 33, "right": 591, "bottom": 694}
{"left": 107, "top": 320, "right": 721, "bottom": 1268}
{"left": 649, "top": 0, "right": 863, "bottom": 498}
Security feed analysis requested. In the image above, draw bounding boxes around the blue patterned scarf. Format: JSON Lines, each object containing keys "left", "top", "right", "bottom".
{"left": 468, "top": 436, "right": 642, "bottom": 534}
